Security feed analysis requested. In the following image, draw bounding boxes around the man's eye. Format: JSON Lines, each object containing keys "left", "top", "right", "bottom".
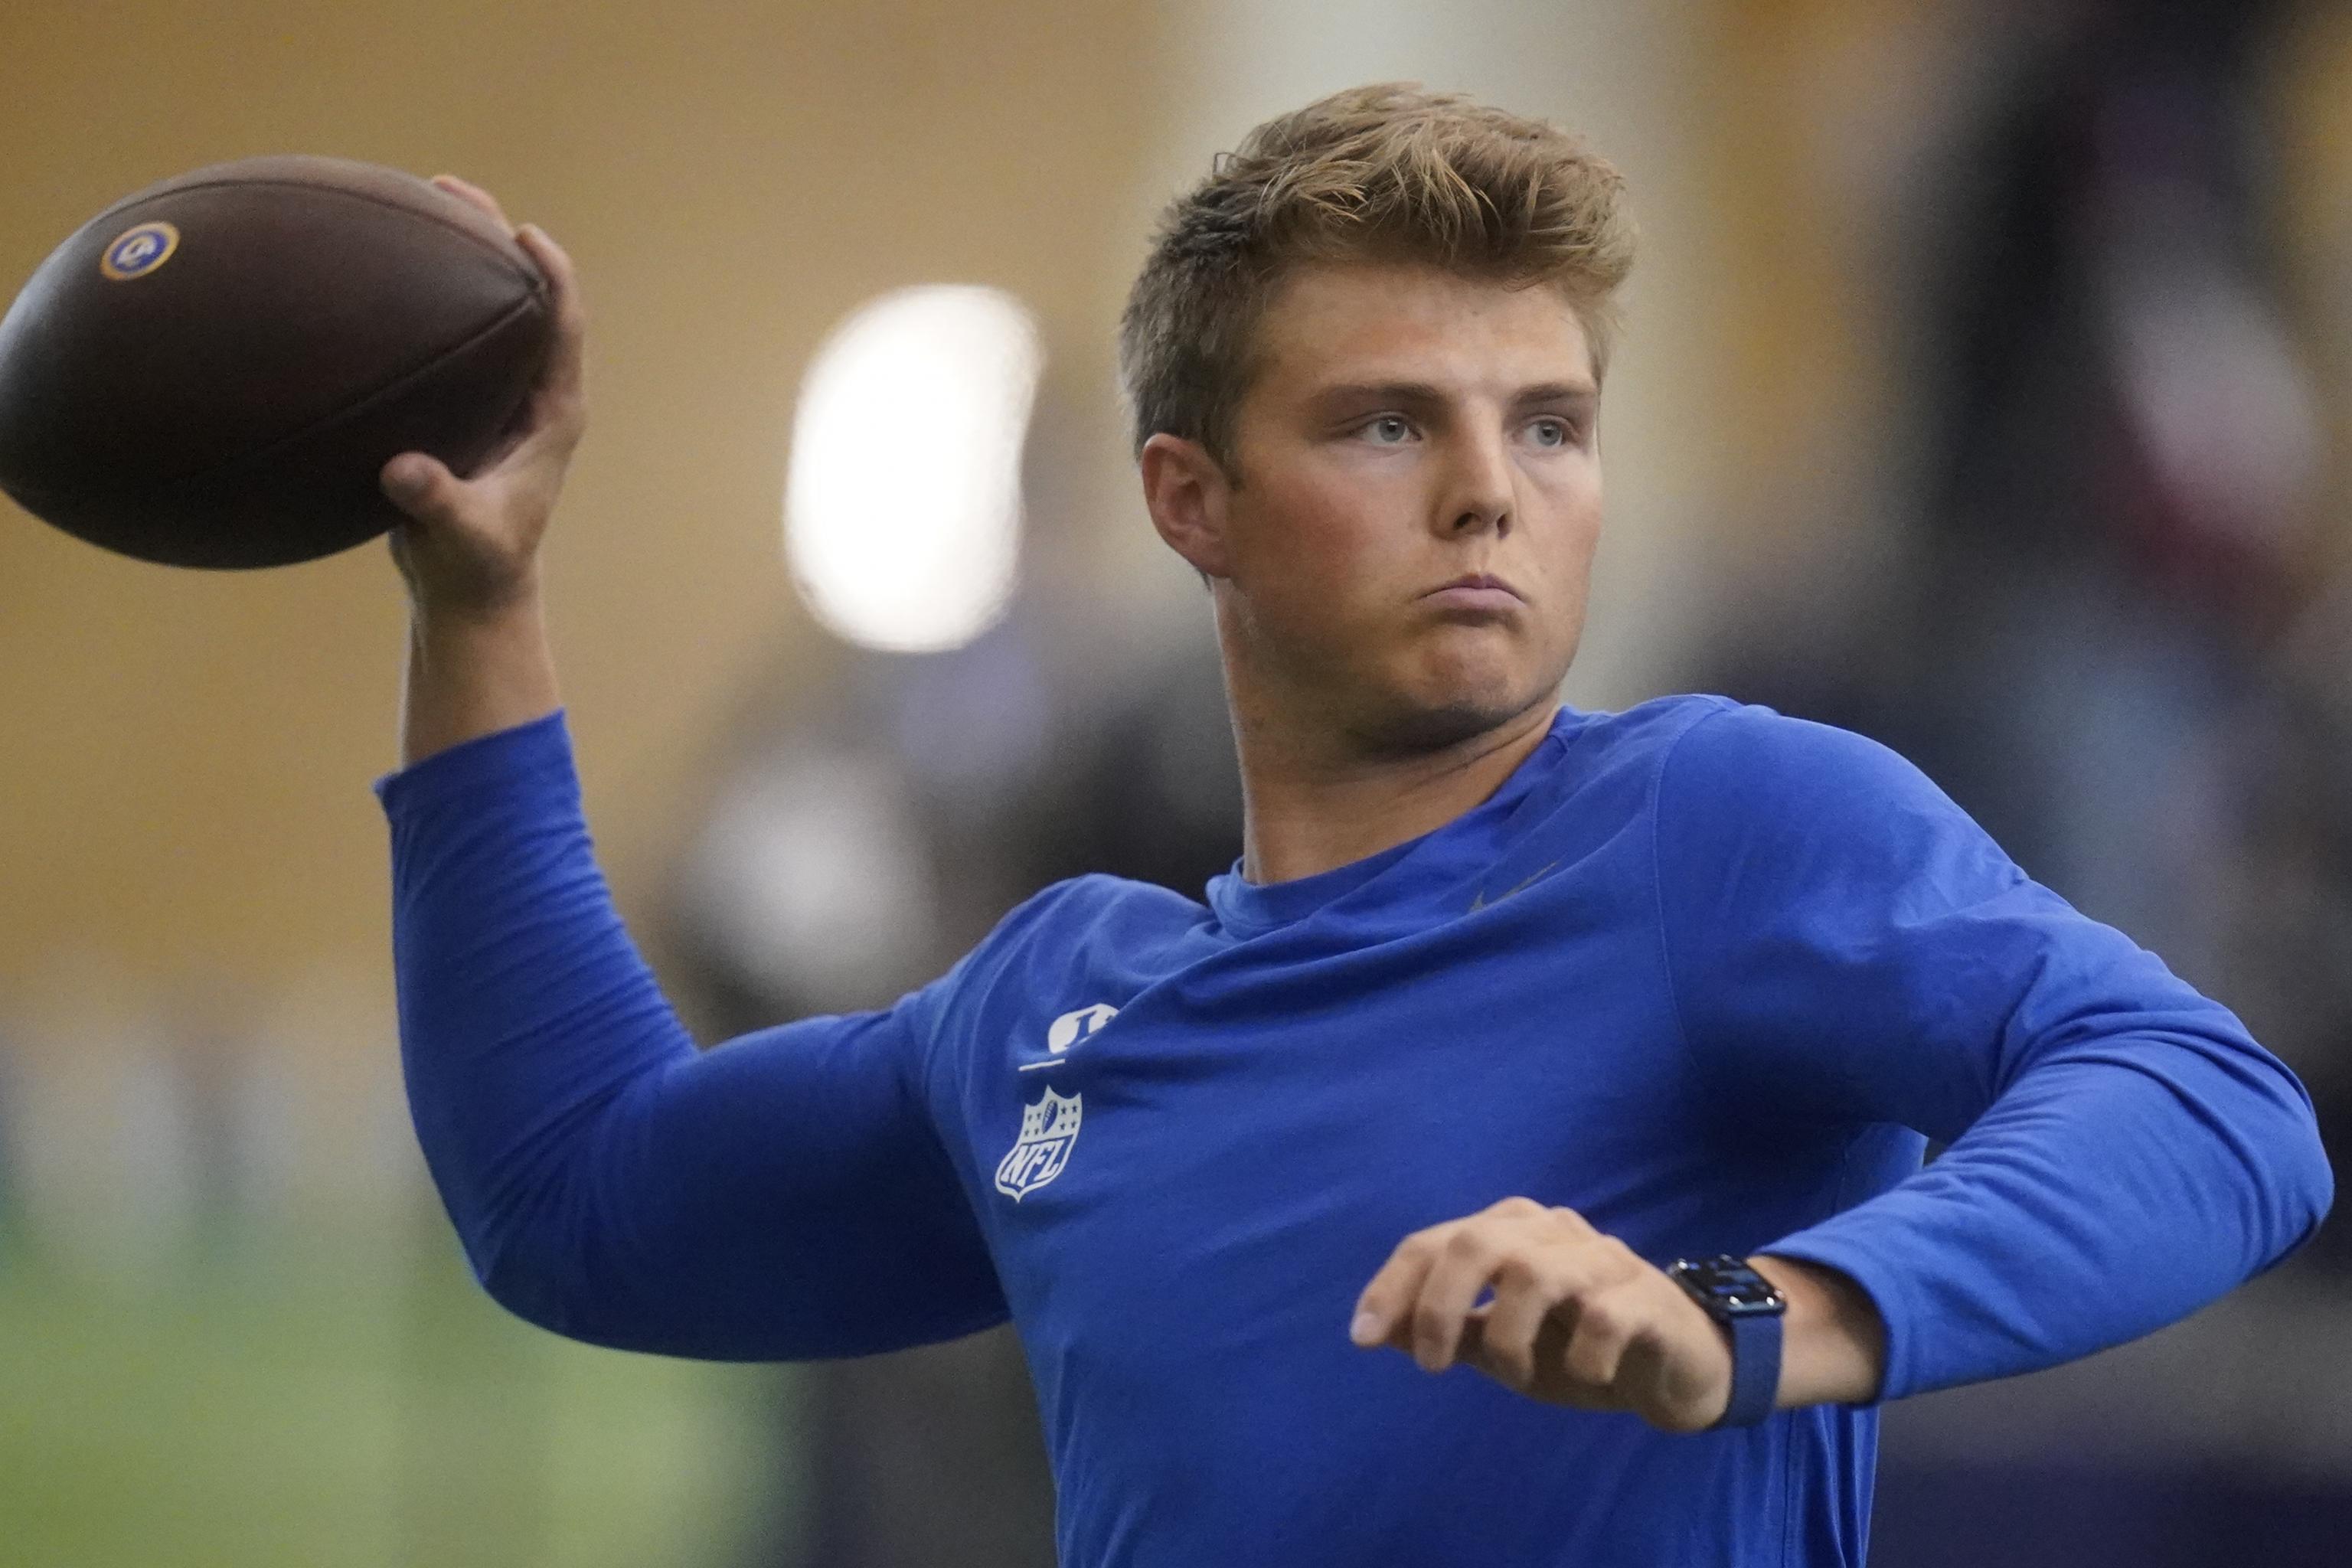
{"left": 1363, "top": 416, "right": 1413, "bottom": 444}
{"left": 1529, "top": 418, "right": 1573, "bottom": 447}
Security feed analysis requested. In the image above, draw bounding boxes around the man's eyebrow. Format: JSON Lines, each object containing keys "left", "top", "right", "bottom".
{"left": 1511, "top": 381, "right": 1599, "bottom": 407}
{"left": 1312, "top": 381, "right": 1451, "bottom": 407}
{"left": 1308, "top": 379, "right": 1599, "bottom": 408}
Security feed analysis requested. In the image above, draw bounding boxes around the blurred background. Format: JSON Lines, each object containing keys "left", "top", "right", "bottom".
{"left": 1, "top": 0, "right": 2347, "bottom": 1563}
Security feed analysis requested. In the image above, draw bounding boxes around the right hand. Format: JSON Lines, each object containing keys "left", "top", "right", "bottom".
{"left": 381, "top": 175, "right": 587, "bottom": 622}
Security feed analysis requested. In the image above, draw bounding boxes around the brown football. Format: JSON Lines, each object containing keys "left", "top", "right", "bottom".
{"left": 0, "top": 155, "right": 552, "bottom": 570}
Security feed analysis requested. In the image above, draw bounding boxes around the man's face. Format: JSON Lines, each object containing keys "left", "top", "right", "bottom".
{"left": 1212, "top": 260, "right": 1603, "bottom": 752}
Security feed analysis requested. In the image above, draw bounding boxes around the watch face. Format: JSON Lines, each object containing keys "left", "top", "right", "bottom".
{"left": 1670, "top": 1256, "right": 1785, "bottom": 1316}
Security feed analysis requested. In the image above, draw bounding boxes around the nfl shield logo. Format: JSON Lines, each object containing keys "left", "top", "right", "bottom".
{"left": 995, "top": 1089, "right": 1082, "bottom": 1201}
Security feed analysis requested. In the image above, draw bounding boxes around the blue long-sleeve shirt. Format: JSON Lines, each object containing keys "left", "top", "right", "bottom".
{"left": 375, "top": 694, "right": 2331, "bottom": 1567}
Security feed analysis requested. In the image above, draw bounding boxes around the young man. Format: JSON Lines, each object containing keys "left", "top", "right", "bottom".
{"left": 374, "top": 85, "right": 2331, "bottom": 1566}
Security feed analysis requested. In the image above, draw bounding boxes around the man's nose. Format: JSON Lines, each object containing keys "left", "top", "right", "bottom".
{"left": 1439, "top": 426, "right": 1514, "bottom": 537}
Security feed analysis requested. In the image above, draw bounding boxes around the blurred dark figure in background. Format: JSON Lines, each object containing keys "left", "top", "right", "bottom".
{"left": 1899, "top": 0, "right": 2350, "bottom": 1076}
{"left": 667, "top": 614, "right": 1239, "bottom": 1568}
{"left": 1700, "top": 2, "right": 2351, "bottom": 1560}
{"left": 1710, "top": 0, "right": 2350, "bottom": 1241}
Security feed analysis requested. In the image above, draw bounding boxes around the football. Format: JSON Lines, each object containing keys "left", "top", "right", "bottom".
{"left": 0, "top": 155, "right": 552, "bottom": 569}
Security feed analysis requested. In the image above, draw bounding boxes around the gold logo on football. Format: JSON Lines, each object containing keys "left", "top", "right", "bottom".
{"left": 100, "top": 221, "right": 180, "bottom": 282}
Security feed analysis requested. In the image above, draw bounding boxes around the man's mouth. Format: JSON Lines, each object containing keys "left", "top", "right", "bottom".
{"left": 1422, "top": 573, "right": 1524, "bottom": 613}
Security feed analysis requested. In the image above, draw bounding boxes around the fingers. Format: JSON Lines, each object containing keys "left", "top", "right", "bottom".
{"left": 1470, "top": 1254, "right": 1576, "bottom": 1390}
{"left": 1462, "top": 1250, "right": 1648, "bottom": 1402}
{"left": 1410, "top": 1225, "right": 1506, "bottom": 1371}
{"left": 1351, "top": 1230, "right": 1444, "bottom": 1351}
{"left": 380, "top": 452, "right": 460, "bottom": 524}
{"left": 1351, "top": 1197, "right": 1530, "bottom": 1354}
{"left": 376, "top": 178, "right": 577, "bottom": 611}
{"left": 514, "top": 224, "right": 588, "bottom": 431}
{"left": 1354, "top": 1201, "right": 1730, "bottom": 1431}
{"left": 431, "top": 173, "right": 511, "bottom": 228}
{"left": 415, "top": 179, "right": 589, "bottom": 473}
{"left": 516, "top": 223, "right": 583, "bottom": 332}
{"left": 1542, "top": 1203, "right": 1598, "bottom": 1240}
{"left": 1559, "top": 1280, "right": 1645, "bottom": 1389}
{"left": 1352, "top": 1197, "right": 1549, "bottom": 1373}
{"left": 424, "top": 175, "right": 584, "bottom": 418}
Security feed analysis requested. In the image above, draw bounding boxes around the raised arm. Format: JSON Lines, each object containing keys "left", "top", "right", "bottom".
{"left": 372, "top": 181, "right": 1004, "bottom": 1360}
{"left": 1655, "top": 702, "right": 2333, "bottom": 1400}
{"left": 377, "top": 714, "right": 1004, "bottom": 1359}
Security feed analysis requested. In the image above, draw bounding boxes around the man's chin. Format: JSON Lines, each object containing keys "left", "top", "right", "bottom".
{"left": 1351, "top": 680, "right": 1558, "bottom": 759}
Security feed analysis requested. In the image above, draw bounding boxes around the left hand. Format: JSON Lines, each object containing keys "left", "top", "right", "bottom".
{"left": 1350, "top": 1196, "right": 1737, "bottom": 1434}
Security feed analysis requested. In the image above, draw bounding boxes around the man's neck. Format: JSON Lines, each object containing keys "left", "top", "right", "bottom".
{"left": 1231, "top": 694, "right": 1561, "bottom": 885}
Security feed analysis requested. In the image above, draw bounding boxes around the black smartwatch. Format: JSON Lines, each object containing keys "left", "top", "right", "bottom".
{"left": 1666, "top": 1255, "right": 1785, "bottom": 1429}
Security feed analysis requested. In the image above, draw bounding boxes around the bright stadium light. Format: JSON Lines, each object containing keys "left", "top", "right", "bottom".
{"left": 785, "top": 285, "right": 1043, "bottom": 653}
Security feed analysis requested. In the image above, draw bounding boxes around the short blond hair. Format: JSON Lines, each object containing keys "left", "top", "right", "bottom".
{"left": 1118, "top": 83, "right": 1637, "bottom": 472}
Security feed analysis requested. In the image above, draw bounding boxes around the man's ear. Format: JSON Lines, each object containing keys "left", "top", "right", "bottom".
{"left": 1138, "top": 433, "right": 1235, "bottom": 581}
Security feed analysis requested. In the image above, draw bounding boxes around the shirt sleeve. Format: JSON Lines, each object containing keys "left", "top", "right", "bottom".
{"left": 1651, "top": 701, "right": 2334, "bottom": 1401}
{"left": 374, "top": 710, "right": 1007, "bottom": 1361}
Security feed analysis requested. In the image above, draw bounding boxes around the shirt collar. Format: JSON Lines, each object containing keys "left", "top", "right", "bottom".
{"left": 1204, "top": 705, "right": 1584, "bottom": 938}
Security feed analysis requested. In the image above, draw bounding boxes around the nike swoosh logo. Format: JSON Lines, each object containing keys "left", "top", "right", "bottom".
{"left": 1469, "top": 859, "right": 1560, "bottom": 912}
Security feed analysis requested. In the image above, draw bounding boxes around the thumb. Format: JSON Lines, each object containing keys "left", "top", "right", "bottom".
{"left": 381, "top": 452, "right": 461, "bottom": 523}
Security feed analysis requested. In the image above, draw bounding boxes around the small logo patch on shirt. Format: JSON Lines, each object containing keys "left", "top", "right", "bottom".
{"left": 1018, "top": 1002, "right": 1120, "bottom": 1072}
{"left": 995, "top": 1089, "right": 1082, "bottom": 1200}
{"left": 1469, "top": 858, "right": 1561, "bottom": 912}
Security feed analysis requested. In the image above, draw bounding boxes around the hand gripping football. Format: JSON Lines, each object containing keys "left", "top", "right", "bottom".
{"left": 0, "top": 155, "right": 553, "bottom": 569}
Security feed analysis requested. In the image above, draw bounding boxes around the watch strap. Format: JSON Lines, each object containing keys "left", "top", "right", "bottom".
{"left": 1668, "top": 1255, "right": 1785, "bottom": 1430}
{"left": 1715, "top": 1305, "right": 1782, "bottom": 1429}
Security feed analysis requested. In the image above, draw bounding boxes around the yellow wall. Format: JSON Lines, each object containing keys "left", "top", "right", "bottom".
{"left": 0, "top": 0, "right": 1161, "bottom": 1017}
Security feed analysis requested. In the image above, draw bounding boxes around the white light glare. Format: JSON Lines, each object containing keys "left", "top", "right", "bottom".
{"left": 785, "top": 285, "right": 1044, "bottom": 653}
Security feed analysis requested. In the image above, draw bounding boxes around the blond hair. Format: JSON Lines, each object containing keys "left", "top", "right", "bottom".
{"left": 1118, "top": 83, "right": 1637, "bottom": 472}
